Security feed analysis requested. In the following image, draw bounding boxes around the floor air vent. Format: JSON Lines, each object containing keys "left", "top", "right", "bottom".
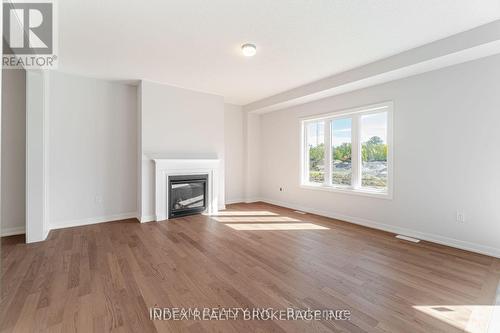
{"left": 395, "top": 235, "right": 420, "bottom": 243}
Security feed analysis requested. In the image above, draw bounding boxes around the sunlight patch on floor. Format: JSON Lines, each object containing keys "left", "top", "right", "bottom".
{"left": 211, "top": 216, "right": 301, "bottom": 223}
{"left": 224, "top": 223, "right": 329, "bottom": 231}
{"left": 414, "top": 304, "right": 499, "bottom": 333}
{"left": 488, "top": 284, "right": 500, "bottom": 333}
{"left": 207, "top": 210, "right": 279, "bottom": 216}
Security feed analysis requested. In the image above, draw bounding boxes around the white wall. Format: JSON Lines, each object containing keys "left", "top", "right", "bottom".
{"left": 224, "top": 103, "right": 244, "bottom": 203}
{"left": 48, "top": 71, "right": 138, "bottom": 229}
{"left": 139, "top": 80, "right": 225, "bottom": 221}
{"left": 258, "top": 54, "right": 500, "bottom": 257}
{"left": 1, "top": 69, "right": 26, "bottom": 236}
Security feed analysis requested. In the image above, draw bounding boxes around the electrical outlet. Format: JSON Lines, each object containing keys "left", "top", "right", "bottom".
{"left": 456, "top": 211, "right": 465, "bottom": 223}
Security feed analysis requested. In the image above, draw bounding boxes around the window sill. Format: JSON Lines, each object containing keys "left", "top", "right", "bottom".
{"left": 300, "top": 183, "right": 392, "bottom": 200}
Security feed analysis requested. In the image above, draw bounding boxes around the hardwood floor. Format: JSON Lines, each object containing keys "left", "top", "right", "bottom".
{"left": 1, "top": 202, "right": 499, "bottom": 332}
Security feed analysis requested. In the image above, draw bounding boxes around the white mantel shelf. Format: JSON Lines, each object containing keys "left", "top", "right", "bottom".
{"left": 153, "top": 158, "right": 221, "bottom": 221}
{"left": 152, "top": 158, "right": 220, "bottom": 164}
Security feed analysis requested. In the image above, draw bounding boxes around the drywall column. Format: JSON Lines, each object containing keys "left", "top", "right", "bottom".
{"left": 138, "top": 80, "right": 226, "bottom": 221}
{"left": 224, "top": 104, "right": 245, "bottom": 203}
{"left": 1, "top": 69, "right": 26, "bottom": 236}
{"left": 137, "top": 82, "right": 143, "bottom": 221}
{"left": 26, "top": 70, "right": 49, "bottom": 242}
{"left": 0, "top": 6, "right": 3, "bottom": 239}
{"left": 243, "top": 112, "right": 261, "bottom": 202}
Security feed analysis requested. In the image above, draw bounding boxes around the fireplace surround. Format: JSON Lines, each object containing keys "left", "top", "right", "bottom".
{"left": 153, "top": 158, "right": 221, "bottom": 221}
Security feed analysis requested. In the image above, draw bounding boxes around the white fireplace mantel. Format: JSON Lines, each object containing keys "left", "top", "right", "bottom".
{"left": 153, "top": 158, "right": 220, "bottom": 221}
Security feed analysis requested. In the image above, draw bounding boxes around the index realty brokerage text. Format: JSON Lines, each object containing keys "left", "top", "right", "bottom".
{"left": 149, "top": 307, "right": 352, "bottom": 321}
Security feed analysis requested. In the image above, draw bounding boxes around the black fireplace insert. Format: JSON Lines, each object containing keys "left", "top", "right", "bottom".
{"left": 168, "top": 174, "right": 208, "bottom": 218}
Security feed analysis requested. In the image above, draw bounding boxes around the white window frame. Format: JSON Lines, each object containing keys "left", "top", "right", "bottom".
{"left": 300, "top": 101, "right": 393, "bottom": 199}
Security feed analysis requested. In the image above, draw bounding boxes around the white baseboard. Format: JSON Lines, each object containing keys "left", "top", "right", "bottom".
{"left": 1, "top": 226, "right": 26, "bottom": 237}
{"left": 259, "top": 197, "right": 500, "bottom": 259}
{"left": 50, "top": 212, "right": 138, "bottom": 230}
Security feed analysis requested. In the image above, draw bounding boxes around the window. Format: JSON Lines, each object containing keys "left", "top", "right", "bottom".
{"left": 301, "top": 102, "right": 392, "bottom": 198}
{"left": 361, "top": 112, "right": 388, "bottom": 190}
{"left": 305, "top": 121, "right": 325, "bottom": 183}
{"left": 331, "top": 118, "right": 352, "bottom": 186}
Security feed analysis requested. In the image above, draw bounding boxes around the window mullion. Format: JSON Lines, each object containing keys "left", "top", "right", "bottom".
{"left": 324, "top": 120, "right": 332, "bottom": 186}
{"left": 303, "top": 123, "right": 309, "bottom": 183}
{"left": 351, "top": 115, "right": 361, "bottom": 189}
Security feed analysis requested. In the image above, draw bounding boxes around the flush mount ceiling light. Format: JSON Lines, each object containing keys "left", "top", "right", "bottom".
{"left": 241, "top": 43, "right": 257, "bottom": 57}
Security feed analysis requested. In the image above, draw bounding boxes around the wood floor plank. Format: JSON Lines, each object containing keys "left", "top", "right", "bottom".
{"left": 1, "top": 202, "right": 499, "bottom": 332}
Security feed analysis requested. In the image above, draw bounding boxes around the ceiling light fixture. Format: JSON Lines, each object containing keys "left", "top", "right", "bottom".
{"left": 241, "top": 43, "right": 257, "bottom": 57}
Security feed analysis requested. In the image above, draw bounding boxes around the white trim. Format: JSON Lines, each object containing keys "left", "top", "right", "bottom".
{"left": 351, "top": 113, "right": 361, "bottom": 188}
{"left": 387, "top": 103, "right": 394, "bottom": 199}
{"left": 300, "top": 101, "right": 393, "bottom": 199}
{"left": 299, "top": 184, "right": 391, "bottom": 200}
{"left": 49, "top": 212, "right": 138, "bottom": 230}
{"left": 43, "top": 70, "right": 50, "bottom": 240}
{"left": 258, "top": 197, "right": 500, "bottom": 259}
{"left": 1, "top": 226, "right": 26, "bottom": 237}
{"left": 300, "top": 119, "right": 307, "bottom": 183}
{"left": 324, "top": 120, "right": 332, "bottom": 185}
{"left": 300, "top": 101, "right": 391, "bottom": 121}
{"left": 150, "top": 158, "right": 220, "bottom": 163}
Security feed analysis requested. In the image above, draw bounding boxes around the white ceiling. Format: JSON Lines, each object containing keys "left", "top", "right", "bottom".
{"left": 58, "top": 0, "right": 500, "bottom": 105}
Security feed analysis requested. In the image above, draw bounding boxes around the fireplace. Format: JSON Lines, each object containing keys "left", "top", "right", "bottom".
{"left": 168, "top": 174, "right": 208, "bottom": 218}
{"left": 153, "top": 158, "right": 220, "bottom": 221}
